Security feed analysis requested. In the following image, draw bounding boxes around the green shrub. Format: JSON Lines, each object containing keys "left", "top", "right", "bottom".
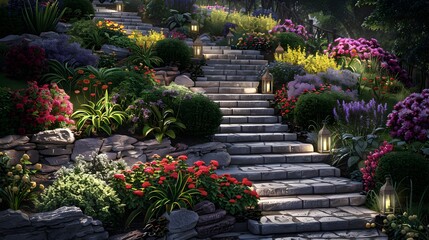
{"left": 38, "top": 173, "right": 124, "bottom": 225}
{"left": 178, "top": 94, "right": 223, "bottom": 137}
{"left": 69, "top": 20, "right": 105, "bottom": 50}
{"left": 154, "top": 38, "right": 192, "bottom": 70}
{"left": 0, "top": 88, "right": 15, "bottom": 136}
{"left": 61, "top": 0, "right": 94, "bottom": 22}
{"left": 273, "top": 32, "right": 306, "bottom": 50}
{"left": 268, "top": 61, "right": 305, "bottom": 91}
{"left": 375, "top": 151, "right": 429, "bottom": 199}
{"left": 294, "top": 91, "right": 350, "bottom": 129}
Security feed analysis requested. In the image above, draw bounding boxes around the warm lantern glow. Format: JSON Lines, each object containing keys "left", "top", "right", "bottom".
{"left": 226, "top": 31, "right": 234, "bottom": 45}
{"left": 193, "top": 37, "right": 203, "bottom": 58}
{"left": 116, "top": 3, "right": 124, "bottom": 12}
{"left": 275, "top": 43, "right": 285, "bottom": 58}
{"left": 317, "top": 123, "right": 331, "bottom": 153}
{"left": 380, "top": 177, "right": 396, "bottom": 214}
{"left": 190, "top": 20, "right": 199, "bottom": 34}
{"left": 261, "top": 69, "right": 274, "bottom": 94}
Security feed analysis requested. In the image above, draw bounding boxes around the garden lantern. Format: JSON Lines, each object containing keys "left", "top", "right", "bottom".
{"left": 261, "top": 68, "right": 273, "bottom": 94}
{"left": 226, "top": 31, "right": 234, "bottom": 45}
{"left": 275, "top": 43, "right": 284, "bottom": 59}
{"left": 193, "top": 37, "right": 203, "bottom": 58}
{"left": 317, "top": 122, "right": 331, "bottom": 153}
{"left": 190, "top": 20, "right": 199, "bottom": 34}
{"left": 379, "top": 177, "right": 396, "bottom": 214}
{"left": 116, "top": 2, "right": 124, "bottom": 12}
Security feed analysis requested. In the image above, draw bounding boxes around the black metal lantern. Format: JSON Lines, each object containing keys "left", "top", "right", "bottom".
{"left": 226, "top": 31, "right": 234, "bottom": 45}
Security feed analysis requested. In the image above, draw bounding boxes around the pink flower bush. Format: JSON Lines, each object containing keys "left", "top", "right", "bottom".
{"left": 386, "top": 89, "right": 429, "bottom": 142}
{"left": 361, "top": 141, "right": 394, "bottom": 192}
{"left": 13, "top": 81, "right": 74, "bottom": 134}
{"left": 269, "top": 19, "right": 308, "bottom": 39}
{"left": 324, "top": 37, "right": 410, "bottom": 86}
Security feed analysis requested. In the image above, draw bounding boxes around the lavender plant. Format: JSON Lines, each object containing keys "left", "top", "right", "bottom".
{"left": 31, "top": 34, "right": 98, "bottom": 67}
{"left": 333, "top": 98, "right": 388, "bottom": 136}
{"left": 287, "top": 74, "right": 323, "bottom": 98}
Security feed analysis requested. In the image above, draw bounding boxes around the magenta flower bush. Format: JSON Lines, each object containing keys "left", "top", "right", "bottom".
{"left": 386, "top": 89, "right": 429, "bottom": 142}
{"left": 360, "top": 141, "right": 394, "bottom": 192}
{"left": 269, "top": 19, "right": 308, "bottom": 39}
{"left": 324, "top": 37, "right": 410, "bottom": 86}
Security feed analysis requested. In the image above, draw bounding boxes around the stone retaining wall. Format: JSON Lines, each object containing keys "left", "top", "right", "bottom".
{"left": 0, "top": 206, "right": 108, "bottom": 240}
{"left": 0, "top": 128, "right": 230, "bottom": 176}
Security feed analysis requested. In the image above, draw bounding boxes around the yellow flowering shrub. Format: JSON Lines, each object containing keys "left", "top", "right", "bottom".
{"left": 275, "top": 47, "right": 339, "bottom": 74}
{"left": 96, "top": 20, "right": 126, "bottom": 34}
{"left": 128, "top": 30, "right": 165, "bottom": 47}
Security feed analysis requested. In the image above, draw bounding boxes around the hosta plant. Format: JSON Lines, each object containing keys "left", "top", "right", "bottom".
{"left": 0, "top": 153, "right": 43, "bottom": 210}
{"left": 72, "top": 90, "right": 128, "bottom": 136}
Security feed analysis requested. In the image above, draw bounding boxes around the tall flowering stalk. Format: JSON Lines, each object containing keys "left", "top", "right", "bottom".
{"left": 333, "top": 98, "right": 388, "bottom": 136}
{"left": 386, "top": 89, "right": 429, "bottom": 142}
{"left": 361, "top": 141, "right": 393, "bottom": 192}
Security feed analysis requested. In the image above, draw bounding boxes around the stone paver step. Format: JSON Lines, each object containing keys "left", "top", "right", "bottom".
{"left": 192, "top": 87, "right": 258, "bottom": 94}
{"left": 214, "top": 132, "right": 296, "bottom": 143}
{"left": 207, "top": 59, "right": 268, "bottom": 65}
{"left": 248, "top": 207, "right": 379, "bottom": 235}
{"left": 212, "top": 229, "right": 387, "bottom": 239}
{"left": 94, "top": 11, "right": 138, "bottom": 16}
{"left": 227, "top": 141, "right": 314, "bottom": 155}
{"left": 203, "top": 46, "right": 231, "bottom": 50}
{"left": 215, "top": 100, "right": 269, "bottom": 108}
{"left": 216, "top": 163, "right": 339, "bottom": 181}
{"left": 230, "top": 153, "right": 329, "bottom": 165}
{"left": 94, "top": 16, "right": 143, "bottom": 22}
{"left": 207, "top": 94, "right": 274, "bottom": 101}
{"left": 202, "top": 49, "right": 261, "bottom": 55}
{"left": 202, "top": 68, "right": 260, "bottom": 76}
{"left": 254, "top": 177, "right": 363, "bottom": 197}
{"left": 259, "top": 192, "right": 366, "bottom": 211}
{"left": 221, "top": 107, "right": 274, "bottom": 116}
{"left": 203, "top": 64, "right": 264, "bottom": 71}
{"left": 222, "top": 115, "right": 281, "bottom": 124}
{"left": 219, "top": 123, "right": 288, "bottom": 133}
{"left": 197, "top": 75, "right": 259, "bottom": 81}
{"left": 195, "top": 81, "right": 259, "bottom": 88}
{"left": 204, "top": 53, "right": 264, "bottom": 60}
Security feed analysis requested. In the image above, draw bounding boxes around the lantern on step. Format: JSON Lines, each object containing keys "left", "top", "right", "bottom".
{"left": 193, "top": 37, "right": 203, "bottom": 58}
{"left": 226, "top": 31, "right": 234, "bottom": 45}
{"left": 317, "top": 122, "right": 331, "bottom": 153}
{"left": 275, "top": 43, "right": 284, "bottom": 59}
{"left": 379, "top": 177, "right": 396, "bottom": 214}
{"left": 190, "top": 20, "right": 199, "bottom": 34}
{"left": 261, "top": 68, "right": 273, "bottom": 94}
{"left": 116, "top": 2, "right": 124, "bottom": 12}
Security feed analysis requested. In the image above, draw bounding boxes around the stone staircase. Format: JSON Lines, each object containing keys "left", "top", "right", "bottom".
{"left": 198, "top": 46, "right": 387, "bottom": 239}
{"left": 93, "top": 4, "right": 165, "bottom": 35}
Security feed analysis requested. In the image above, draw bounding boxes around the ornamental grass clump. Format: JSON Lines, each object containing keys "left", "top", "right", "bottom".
{"left": 386, "top": 89, "right": 429, "bottom": 142}
{"left": 333, "top": 98, "right": 388, "bottom": 136}
{"left": 112, "top": 155, "right": 259, "bottom": 226}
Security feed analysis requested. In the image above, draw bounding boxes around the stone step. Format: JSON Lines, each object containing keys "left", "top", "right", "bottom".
{"left": 212, "top": 229, "right": 387, "bottom": 239}
{"left": 197, "top": 75, "right": 259, "bottom": 81}
{"left": 220, "top": 107, "right": 274, "bottom": 116}
{"left": 204, "top": 54, "right": 264, "bottom": 60}
{"left": 202, "top": 68, "right": 260, "bottom": 75}
{"left": 94, "top": 16, "right": 143, "bottom": 22}
{"left": 214, "top": 132, "right": 296, "bottom": 143}
{"left": 203, "top": 49, "right": 261, "bottom": 55}
{"left": 206, "top": 59, "right": 268, "bottom": 65}
{"left": 222, "top": 115, "right": 281, "bottom": 124}
{"left": 215, "top": 100, "right": 269, "bottom": 108}
{"left": 259, "top": 192, "right": 366, "bottom": 211}
{"left": 230, "top": 153, "right": 329, "bottom": 165}
{"left": 227, "top": 141, "right": 314, "bottom": 155}
{"left": 219, "top": 123, "right": 288, "bottom": 133}
{"left": 195, "top": 81, "right": 259, "bottom": 88}
{"left": 207, "top": 94, "right": 274, "bottom": 101}
{"left": 191, "top": 87, "right": 258, "bottom": 94}
{"left": 202, "top": 46, "right": 231, "bottom": 50}
{"left": 248, "top": 207, "right": 379, "bottom": 235}
{"left": 254, "top": 177, "right": 363, "bottom": 197}
{"left": 203, "top": 64, "right": 264, "bottom": 71}
{"left": 94, "top": 11, "right": 138, "bottom": 16}
{"left": 216, "top": 163, "right": 339, "bottom": 181}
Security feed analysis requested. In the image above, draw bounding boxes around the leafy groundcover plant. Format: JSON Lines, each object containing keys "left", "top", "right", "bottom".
{"left": 112, "top": 155, "right": 259, "bottom": 227}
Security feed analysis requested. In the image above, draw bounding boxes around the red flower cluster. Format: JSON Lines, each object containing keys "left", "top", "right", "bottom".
{"left": 13, "top": 81, "right": 74, "bottom": 134}
{"left": 5, "top": 44, "right": 47, "bottom": 81}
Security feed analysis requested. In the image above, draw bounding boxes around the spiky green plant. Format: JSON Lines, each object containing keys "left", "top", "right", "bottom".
{"left": 22, "top": 0, "right": 66, "bottom": 35}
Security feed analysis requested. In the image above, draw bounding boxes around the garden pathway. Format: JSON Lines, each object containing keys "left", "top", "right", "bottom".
{"left": 197, "top": 46, "right": 387, "bottom": 239}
